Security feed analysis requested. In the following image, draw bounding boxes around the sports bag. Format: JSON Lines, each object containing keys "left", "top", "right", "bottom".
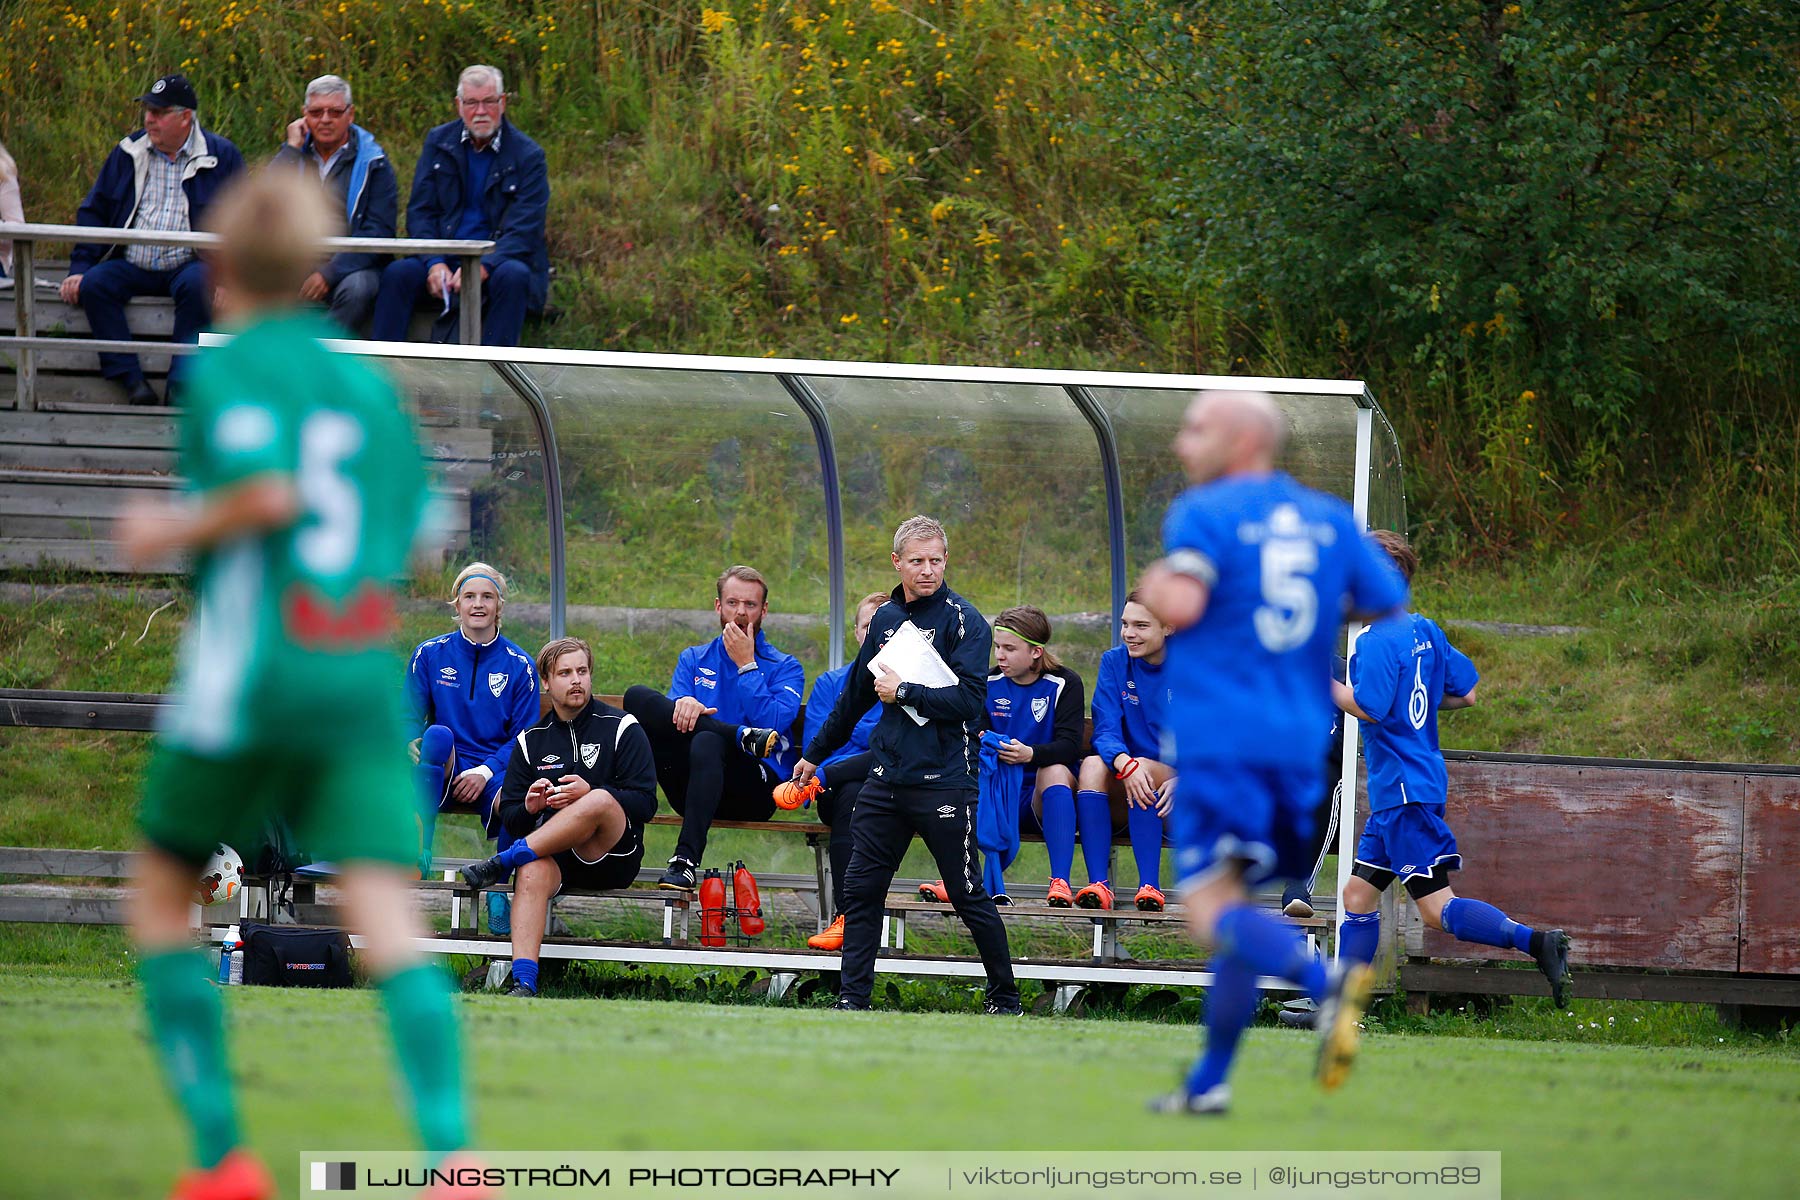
{"left": 240, "top": 921, "right": 354, "bottom": 988}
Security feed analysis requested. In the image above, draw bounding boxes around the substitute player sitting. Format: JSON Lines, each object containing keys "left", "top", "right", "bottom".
{"left": 940, "top": 604, "right": 1083, "bottom": 906}
{"left": 775, "top": 591, "right": 888, "bottom": 951}
{"left": 460, "top": 637, "right": 659, "bottom": 996}
{"left": 119, "top": 173, "right": 481, "bottom": 1200}
{"left": 1332, "top": 531, "right": 1572, "bottom": 1005}
{"left": 1139, "top": 389, "right": 1408, "bottom": 1115}
{"left": 408, "top": 562, "right": 539, "bottom": 931}
{"left": 1077, "top": 590, "right": 1178, "bottom": 912}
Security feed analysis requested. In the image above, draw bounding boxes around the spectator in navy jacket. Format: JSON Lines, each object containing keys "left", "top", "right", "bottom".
{"left": 60, "top": 74, "right": 245, "bottom": 405}
{"left": 623, "top": 565, "right": 803, "bottom": 890}
{"left": 371, "top": 64, "right": 548, "bottom": 347}
{"left": 270, "top": 75, "right": 397, "bottom": 334}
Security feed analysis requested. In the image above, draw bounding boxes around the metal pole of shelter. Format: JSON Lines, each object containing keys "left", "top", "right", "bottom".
{"left": 1065, "top": 385, "right": 1129, "bottom": 645}
{"left": 1334, "top": 401, "right": 1376, "bottom": 964}
{"left": 491, "top": 361, "right": 566, "bottom": 639}
{"left": 778, "top": 375, "right": 847, "bottom": 671}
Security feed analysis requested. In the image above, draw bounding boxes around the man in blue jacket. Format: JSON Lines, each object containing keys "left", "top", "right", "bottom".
{"left": 270, "top": 75, "right": 396, "bottom": 335}
{"left": 371, "top": 63, "right": 549, "bottom": 347}
{"left": 622, "top": 565, "right": 799, "bottom": 890}
{"left": 59, "top": 73, "right": 245, "bottom": 405}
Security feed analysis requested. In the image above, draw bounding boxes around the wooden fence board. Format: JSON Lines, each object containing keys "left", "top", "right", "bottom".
{"left": 1418, "top": 760, "right": 1744, "bottom": 971}
{"left": 1740, "top": 775, "right": 1800, "bottom": 973}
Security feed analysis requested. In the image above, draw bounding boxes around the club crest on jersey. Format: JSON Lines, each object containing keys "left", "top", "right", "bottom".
{"left": 581, "top": 743, "right": 600, "bottom": 769}
{"left": 1031, "top": 696, "right": 1050, "bottom": 723}
{"left": 488, "top": 672, "right": 508, "bottom": 698}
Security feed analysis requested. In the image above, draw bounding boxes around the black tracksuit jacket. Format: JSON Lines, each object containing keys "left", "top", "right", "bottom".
{"left": 804, "top": 584, "right": 991, "bottom": 791}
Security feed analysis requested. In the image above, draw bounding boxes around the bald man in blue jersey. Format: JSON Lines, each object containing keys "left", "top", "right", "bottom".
{"left": 1139, "top": 390, "right": 1408, "bottom": 1115}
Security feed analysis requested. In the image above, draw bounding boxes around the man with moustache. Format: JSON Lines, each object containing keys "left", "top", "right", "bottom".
{"left": 370, "top": 63, "right": 548, "bottom": 346}
{"left": 460, "top": 637, "right": 659, "bottom": 996}
{"left": 622, "top": 566, "right": 799, "bottom": 890}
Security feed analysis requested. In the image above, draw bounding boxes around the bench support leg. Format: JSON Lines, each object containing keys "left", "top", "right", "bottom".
{"left": 879, "top": 912, "right": 890, "bottom": 954}
{"left": 662, "top": 898, "right": 674, "bottom": 946}
{"left": 895, "top": 910, "right": 906, "bottom": 952}
{"left": 1054, "top": 984, "right": 1085, "bottom": 1015}
{"left": 484, "top": 961, "right": 510, "bottom": 991}
{"left": 767, "top": 971, "right": 800, "bottom": 1002}
{"left": 446, "top": 871, "right": 464, "bottom": 933}
{"left": 811, "top": 835, "right": 831, "bottom": 926}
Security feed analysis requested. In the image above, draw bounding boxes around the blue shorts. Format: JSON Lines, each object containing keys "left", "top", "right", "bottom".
{"left": 1171, "top": 761, "right": 1321, "bottom": 891}
{"left": 1354, "top": 803, "right": 1462, "bottom": 888}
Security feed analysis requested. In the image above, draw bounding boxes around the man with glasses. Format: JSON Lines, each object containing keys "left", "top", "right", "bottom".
{"left": 270, "top": 75, "right": 397, "bottom": 335}
{"left": 371, "top": 64, "right": 549, "bottom": 347}
{"left": 61, "top": 73, "right": 244, "bottom": 406}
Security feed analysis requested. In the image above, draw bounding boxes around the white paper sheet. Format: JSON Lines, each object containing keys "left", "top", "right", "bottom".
{"left": 868, "top": 620, "right": 958, "bottom": 726}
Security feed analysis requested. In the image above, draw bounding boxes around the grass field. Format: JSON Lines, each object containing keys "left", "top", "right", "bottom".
{"left": 1, "top": 962, "right": 1796, "bottom": 1200}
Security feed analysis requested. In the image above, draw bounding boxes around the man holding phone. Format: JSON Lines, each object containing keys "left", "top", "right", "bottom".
{"left": 460, "top": 637, "right": 659, "bottom": 996}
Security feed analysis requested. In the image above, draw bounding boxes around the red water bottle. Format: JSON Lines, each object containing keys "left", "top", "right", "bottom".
{"left": 733, "top": 860, "right": 766, "bottom": 937}
{"left": 699, "top": 869, "right": 726, "bottom": 946}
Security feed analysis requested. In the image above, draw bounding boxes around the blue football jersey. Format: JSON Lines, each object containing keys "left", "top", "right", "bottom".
{"left": 1349, "top": 612, "right": 1478, "bottom": 811}
{"left": 986, "top": 670, "right": 1068, "bottom": 744}
{"left": 1161, "top": 471, "right": 1408, "bottom": 768}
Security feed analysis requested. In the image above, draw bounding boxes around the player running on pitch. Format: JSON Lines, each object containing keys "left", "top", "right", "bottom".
{"left": 1138, "top": 390, "right": 1408, "bottom": 1115}
{"left": 120, "top": 173, "right": 484, "bottom": 1200}
{"left": 1329, "top": 531, "right": 1571, "bottom": 1005}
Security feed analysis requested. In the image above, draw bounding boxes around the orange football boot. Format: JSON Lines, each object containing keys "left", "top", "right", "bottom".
{"left": 1045, "top": 877, "right": 1075, "bottom": 907}
{"left": 773, "top": 777, "right": 823, "bottom": 811}
{"left": 1074, "top": 880, "right": 1115, "bottom": 910}
{"left": 917, "top": 879, "right": 949, "bottom": 903}
{"left": 807, "top": 913, "right": 846, "bottom": 951}
{"left": 168, "top": 1151, "right": 274, "bottom": 1200}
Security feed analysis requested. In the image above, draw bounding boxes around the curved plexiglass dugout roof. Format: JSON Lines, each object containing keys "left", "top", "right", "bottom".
{"left": 328, "top": 343, "right": 1406, "bottom": 682}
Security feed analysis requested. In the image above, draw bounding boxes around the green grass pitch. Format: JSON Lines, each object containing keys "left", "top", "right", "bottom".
{"left": 2, "top": 970, "right": 1797, "bottom": 1200}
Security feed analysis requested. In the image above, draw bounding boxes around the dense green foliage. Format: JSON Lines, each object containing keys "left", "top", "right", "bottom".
{"left": 1065, "top": 1, "right": 1800, "bottom": 559}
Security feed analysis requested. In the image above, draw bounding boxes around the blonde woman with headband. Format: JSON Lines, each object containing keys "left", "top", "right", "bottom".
{"left": 406, "top": 562, "right": 540, "bottom": 935}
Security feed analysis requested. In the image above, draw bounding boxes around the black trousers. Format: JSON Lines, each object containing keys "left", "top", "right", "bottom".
{"left": 838, "top": 779, "right": 1017, "bottom": 1008}
{"left": 622, "top": 685, "right": 776, "bottom": 865}
{"left": 814, "top": 751, "right": 873, "bottom": 916}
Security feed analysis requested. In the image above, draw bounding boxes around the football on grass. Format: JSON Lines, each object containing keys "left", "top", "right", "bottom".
{"left": 194, "top": 844, "right": 244, "bottom": 906}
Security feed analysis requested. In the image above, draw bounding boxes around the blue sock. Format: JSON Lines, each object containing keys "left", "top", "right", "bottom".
{"left": 1041, "top": 787, "right": 1078, "bottom": 881}
{"left": 1214, "top": 904, "right": 1327, "bottom": 1001}
{"left": 1126, "top": 803, "right": 1164, "bottom": 890}
{"left": 511, "top": 959, "right": 539, "bottom": 995}
{"left": 1073, "top": 787, "right": 1111, "bottom": 885}
{"left": 1441, "top": 897, "right": 1534, "bottom": 953}
{"left": 1186, "top": 953, "right": 1260, "bottom": 1096}
{"left": 495, "top": 839, "right": 539, "bottom": 870}
{"left": 416, "top": 726, "right": 455, "bottom": 867}
{"left": 1339, "top": 910, "right": 1381, "bottom": 966}
{"left": 983, "top": 852, "right": 1008, "bottom": 900}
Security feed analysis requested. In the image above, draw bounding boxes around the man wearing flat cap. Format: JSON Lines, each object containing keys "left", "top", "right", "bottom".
{"left": 61, "top": 73, "right": 245, "bottom": 405}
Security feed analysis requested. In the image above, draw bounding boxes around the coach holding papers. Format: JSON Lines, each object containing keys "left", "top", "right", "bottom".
{"left": 793, "top": 516, "right": 1021, "bottom": 1014}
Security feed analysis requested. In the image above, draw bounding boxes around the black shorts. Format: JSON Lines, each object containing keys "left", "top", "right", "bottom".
{"left": 551, "top": 824, "right": 645, "bottom": 895}
{"left": 1351, "top": 858, "right": 1456, "bottom": 901}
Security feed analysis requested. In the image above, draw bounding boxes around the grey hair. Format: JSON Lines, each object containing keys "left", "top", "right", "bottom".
{"left": 305, "top": 75, "right": 353, "bottom": 107}
{"left": 456, "top": 64, "right": 505, "bottom": 100}
{"left": 892, "top": 515, "right": 948, "bottom": 556}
